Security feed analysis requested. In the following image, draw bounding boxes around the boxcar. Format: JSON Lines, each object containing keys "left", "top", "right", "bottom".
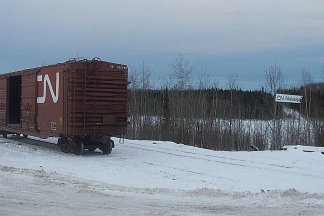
{"left": 0, "top": 58, "right": 128, "bottom": 155}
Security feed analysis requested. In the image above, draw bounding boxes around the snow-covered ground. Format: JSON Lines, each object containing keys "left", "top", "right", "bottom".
{"left": 1, "top": 137, "right": 324, "bottom": 215}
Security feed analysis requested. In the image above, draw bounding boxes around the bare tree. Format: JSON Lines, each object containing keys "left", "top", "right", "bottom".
{"left": 129, "top": 66, "right": 140, "bottom": 90}
{"left": 264, "top": 62, "right": 284, "bottom": 150}
{"left": 170, "top": 54, "right": 192, "bottom": 90}
{"left": 265, "top": 62, "right": 284, "bottom": 96}
{"left": 301, "top": 70, "right": 313, "bottom": 145}
{"left": 139, "top": 62, "right": 151, "bottom": 90}
{"left": 227, "top": 73, "right": 240, "bottom": 150}
{"left": 170, "top": 54, "right": 193, "bottom": 144}
{"left": 301, "top": 70, "right": 313, "bottom": 119}
{"left": 195, "top": 71, "right": 211, "bottom": 148}
{"left": 227, "top": 73, "right": 239, "bottom": 92}
{"left": 128, "top": 63, "right": 152, "bottom": 139}
{"left": 323, "top": 61, "right": 324, "bottom": 80}
{"left": 128, "top": 66, "right": 140, "bottom": 139}
{"left": 198, "top": 71, "right": 211, "bottom": 90}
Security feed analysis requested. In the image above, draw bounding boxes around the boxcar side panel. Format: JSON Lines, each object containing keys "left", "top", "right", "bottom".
{"left": 0, "top": 78, "right": 7, "bottom": 126}
{"left": 21, "top": 70, "right": 38, "bottom": 132}
{"left": 36, "top": 65, "right": 65, "bottom": 137}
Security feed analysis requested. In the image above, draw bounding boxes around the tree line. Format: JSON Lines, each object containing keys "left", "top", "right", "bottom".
{"left": 126, "top": 56, "right": 324, "bottom": 151}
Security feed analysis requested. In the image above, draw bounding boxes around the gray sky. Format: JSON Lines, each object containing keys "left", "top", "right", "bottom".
{"left": 1, "top": 0, "right": 324, "bottom": 89}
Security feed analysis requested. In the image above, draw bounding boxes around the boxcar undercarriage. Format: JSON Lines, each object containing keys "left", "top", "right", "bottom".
{"left": 0, "top": 131, "right": 115, "bottom": 155}
{"left": 58, "top": 135, "right": 115, "bottom": 155}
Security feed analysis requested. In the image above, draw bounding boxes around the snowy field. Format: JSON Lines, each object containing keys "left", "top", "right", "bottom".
{"left": 1, "top": 137, "right": 324, "bottom": 215}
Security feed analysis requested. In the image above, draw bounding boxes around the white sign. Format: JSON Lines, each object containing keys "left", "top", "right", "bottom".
{"left": 275, "top": 94, "right": 303, "bottom": 104}
{"left": 37, "top": 72, "right": 60, "bottom": 104}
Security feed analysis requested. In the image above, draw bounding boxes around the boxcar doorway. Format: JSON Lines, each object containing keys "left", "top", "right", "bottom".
{"left": 8, "top": 76, "right": 22, "bottom": 124}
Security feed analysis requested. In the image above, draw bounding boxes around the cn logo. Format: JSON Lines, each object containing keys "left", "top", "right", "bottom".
{"left": 37, "top": 72, "right": 60, "bottom": 104}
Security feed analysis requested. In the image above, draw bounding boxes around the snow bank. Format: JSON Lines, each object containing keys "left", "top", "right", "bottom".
{"left": 0, "top": 137, "right": 323, "bottom": 194}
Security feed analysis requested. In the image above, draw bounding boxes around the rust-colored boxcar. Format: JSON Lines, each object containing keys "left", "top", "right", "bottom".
{"left": 0, "top": 59, "right": 128, "bottom": 155}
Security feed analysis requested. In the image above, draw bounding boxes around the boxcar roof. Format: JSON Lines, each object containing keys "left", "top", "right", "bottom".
{"left": 0, "top": 59, "right": 127, "bottom": 77}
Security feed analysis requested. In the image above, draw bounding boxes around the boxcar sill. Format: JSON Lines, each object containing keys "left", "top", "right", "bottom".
{"left": 7, "top": 124, "right": 21, "bottom": 127}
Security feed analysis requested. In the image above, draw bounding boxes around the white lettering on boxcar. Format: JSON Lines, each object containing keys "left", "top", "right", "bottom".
{"left": 37, "top": 72, "right": 60, "bottom": 104}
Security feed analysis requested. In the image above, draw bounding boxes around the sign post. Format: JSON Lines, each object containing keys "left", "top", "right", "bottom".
{"left": 275, "top": 94, "right": 303, "bottom": 104}
{"left": 274, "top": 93, "right": 303, "bottom": 147}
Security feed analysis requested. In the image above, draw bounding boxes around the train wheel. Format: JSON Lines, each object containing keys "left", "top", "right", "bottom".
{"left": 75, "top": 140, "right": 84, "bottom": 156}
{"left": 102, "top": 142, "right": 112, "bottom": 155}
{"left": 58, "top": 138, "right": 70, "bottom": 153}
{"left": 66, "top": 140, "right": 73, "bottom": 153}
{"left": 60, "top": 142, "right": 68, "bottom": 153}
{"left": 69, "top": 140, "right": 76, "bottom": 154}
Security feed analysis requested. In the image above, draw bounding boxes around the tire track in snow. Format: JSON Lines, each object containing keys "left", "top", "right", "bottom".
{"left": 138, "top": 161, "right": 237, "bottom": 183}
{"left": 120, "top": 143, "right": 324, "bottom": 180}
{"left": 125, "top": 142, "right": 293, "bottom": 169}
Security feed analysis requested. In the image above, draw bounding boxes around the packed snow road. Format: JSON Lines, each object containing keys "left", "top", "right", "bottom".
{"left": 1, "top": 137, "right": 324, "bottom": 215}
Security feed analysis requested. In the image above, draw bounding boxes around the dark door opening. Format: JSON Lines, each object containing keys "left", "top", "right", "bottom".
{"left": 8, "top": 76, "right": 22, "bottom": 124}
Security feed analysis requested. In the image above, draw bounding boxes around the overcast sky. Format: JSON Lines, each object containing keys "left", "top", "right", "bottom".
{"left": 1, "top": 0, "right": 324, "bottom": 89}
